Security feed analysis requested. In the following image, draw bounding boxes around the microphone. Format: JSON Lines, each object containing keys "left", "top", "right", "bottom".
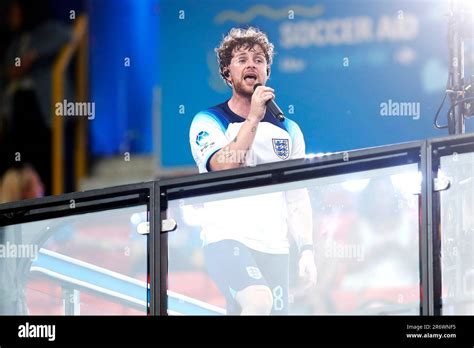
{"left": 253, "top": 83, "right": 285, "bottom": 122}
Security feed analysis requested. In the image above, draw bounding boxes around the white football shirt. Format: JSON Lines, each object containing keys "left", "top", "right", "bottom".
{"left": 188, "top": 100, "right": 306, "bottom": 254}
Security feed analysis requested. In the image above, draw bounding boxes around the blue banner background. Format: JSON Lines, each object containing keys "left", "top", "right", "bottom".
{"left": 160, "top": 0, "right": 473, "bottom": 169}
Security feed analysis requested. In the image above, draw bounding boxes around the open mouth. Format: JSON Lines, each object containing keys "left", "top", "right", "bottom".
{"left": 243, "top": 72, "right": 257, "bottom": 83}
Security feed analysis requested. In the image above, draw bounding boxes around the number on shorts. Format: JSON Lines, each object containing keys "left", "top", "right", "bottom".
{"left": 273, "top": 285, "right": 284, "bottom": 311}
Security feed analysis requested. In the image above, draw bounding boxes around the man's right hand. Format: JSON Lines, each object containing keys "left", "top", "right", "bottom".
{"left": 248, "top": 85, "right": 275, "bottom": 123}
{"left": 209, "top": 85, "right": 275, "bottom": 171}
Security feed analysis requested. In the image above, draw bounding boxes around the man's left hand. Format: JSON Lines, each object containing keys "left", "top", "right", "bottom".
{"left": 298, "top": 250, "right": 317, "bottom": 290}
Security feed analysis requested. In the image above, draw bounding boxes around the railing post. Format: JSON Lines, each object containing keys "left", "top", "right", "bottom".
{"left": 75, "top": 16, "right": 89, "bottom": 190}
{"left": 51, "top": 15, "right": 88, "bottom": 195}
{"left": 62, "top": 286, "right": 81, "bottom": 315}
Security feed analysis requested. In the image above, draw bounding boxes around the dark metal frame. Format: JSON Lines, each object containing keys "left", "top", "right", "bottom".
{"left": 3, "top": 134, "right": 474, "bottom": 316}
{"left": 420, "top": 141, "right": 432, "bottom": 315}
{"left": 158, "top": 140, "right": 425, "bottom": 315}
{"left": 427, "top": 133, "right": 474, "bottom": 315}
{"left": 159, "top": 141, "right": 423, "bottom": 200}
{"left": 0, "top": 181, "right": 161, "bottom": 315}
{"left": 0, "top": 182, "right": 152, "bottom": 226}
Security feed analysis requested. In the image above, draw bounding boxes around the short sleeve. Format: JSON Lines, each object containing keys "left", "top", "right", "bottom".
{"left": 286, "top": 119, "right": 306, "bottom": 159}
{"left": 189, "top": 112, "right": 229, "bottom": 173}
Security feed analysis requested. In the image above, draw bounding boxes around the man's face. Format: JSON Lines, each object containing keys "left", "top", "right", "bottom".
{"left": 226, "top": 44, "right": 269, "bottom": 97}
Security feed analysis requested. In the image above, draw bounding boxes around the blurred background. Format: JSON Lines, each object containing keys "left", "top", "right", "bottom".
{"left": 0, "top": 0, "right": 473, "bottom": 316}
{"left": 0, "top": 0, "right": 472, "bottom": 200}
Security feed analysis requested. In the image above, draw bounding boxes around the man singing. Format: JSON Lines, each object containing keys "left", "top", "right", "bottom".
{"left": 189, "top": 27, "right": 317, "bottom": 315}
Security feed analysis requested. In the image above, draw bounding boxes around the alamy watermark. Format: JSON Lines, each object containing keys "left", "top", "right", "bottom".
{"left": 324, "top": 241, "right": 364, "bottom": 262}
{"left": 55, "top": 99, "right": 95, "bottom": 120}
{"left": 380, "top": 99, "right": 420, "bottom": 120}
{"left": 216, "top": 148, "right": 257, "bottom": 167}
{"left": 0, "top": 241, "right": 38, "bottom": 261}
{"left": 18, "top": 322, "right": 55, "bottom": 341}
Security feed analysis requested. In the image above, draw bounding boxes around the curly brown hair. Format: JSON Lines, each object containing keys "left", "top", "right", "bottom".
{"left": 215, "top": 27, "right": 275, "bottom": 84}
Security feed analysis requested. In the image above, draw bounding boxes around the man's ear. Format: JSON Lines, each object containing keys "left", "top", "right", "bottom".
{"left": 223, "top": 69, "right": 233, "bottom": 87}
{"left": 266, "top": 67, "right": 271, "bottom": 79}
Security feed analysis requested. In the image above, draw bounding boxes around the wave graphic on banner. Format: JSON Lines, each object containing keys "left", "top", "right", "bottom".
{"left": 214, "top": 4, "right": 324, "bottom": 24}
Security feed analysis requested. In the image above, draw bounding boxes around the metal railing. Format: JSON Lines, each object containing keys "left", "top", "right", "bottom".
{"left": 51, "top": 15, "right": 89, "bottom": 195}
{"left": 0, "top": 134, "right": 473, "bottom": 315}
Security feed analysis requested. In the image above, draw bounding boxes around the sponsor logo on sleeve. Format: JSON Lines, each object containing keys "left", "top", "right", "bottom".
{"left": 196, "top": 131, "right": 210, "bottom": 147}
{"left": 195, "top": 131, "right": 215, "bottom": 154}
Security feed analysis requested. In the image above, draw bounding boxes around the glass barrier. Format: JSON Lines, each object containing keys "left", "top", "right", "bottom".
{"left": 439, "top": 152, "right": 474, "bottom": 315}
{"left": 0, "top": 205, "right": 148, "bottom": 315}
{"left": 3, "top": 136, "right": 472, "bottom": 317}
{"left": 166, "top": 163, "right": 421, "bottom": 315}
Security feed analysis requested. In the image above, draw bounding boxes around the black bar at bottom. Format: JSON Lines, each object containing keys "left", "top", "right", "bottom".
{"left": 0, "top": 316, "right": 473, "bottom": 345}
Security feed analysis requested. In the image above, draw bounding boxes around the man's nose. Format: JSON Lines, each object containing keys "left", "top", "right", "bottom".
{"left": 245, "top": 61, "right": 256, "bottom": 69}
